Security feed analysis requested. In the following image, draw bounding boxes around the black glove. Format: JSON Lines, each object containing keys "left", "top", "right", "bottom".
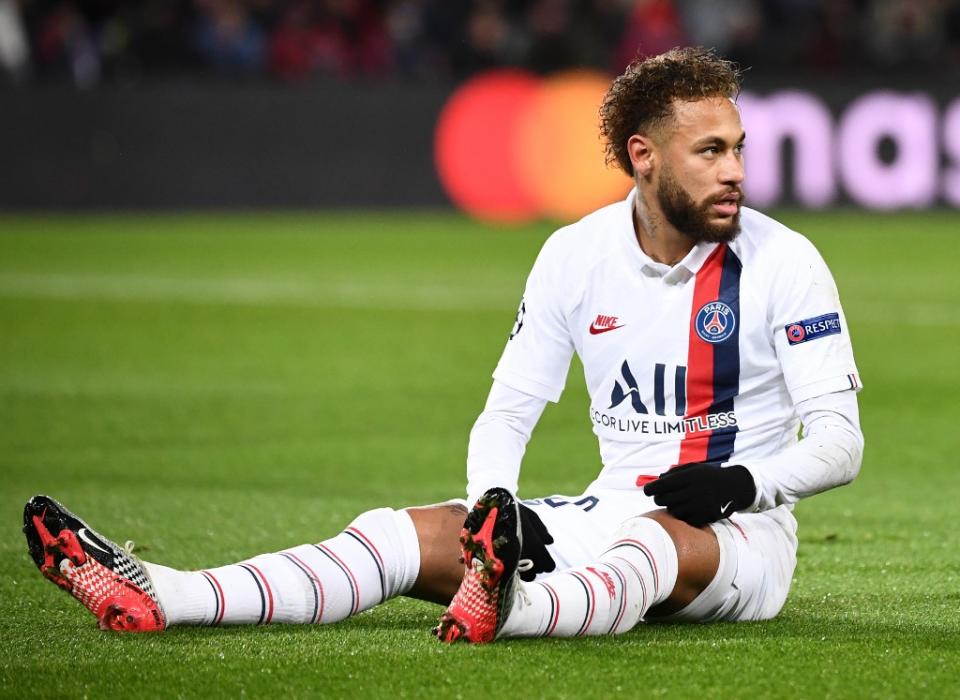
{"left": 518, "top": 503, "right": 556, "bottom": 582}
{"left": 642, "top": 463, "right": 756, "bottom": 527}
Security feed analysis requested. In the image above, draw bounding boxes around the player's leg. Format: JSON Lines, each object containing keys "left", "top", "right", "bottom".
{"left": 645, "top": 509, "right": 724, "bottom": 616}
{"left": 515, "top": 506, "right": 797, "bottom": 631}
{"left": 435, "top": 488, "right": 722, "bottom": 641}
{"left": 145, "top": 506, "right": 443, "bottom": 626}
{"left": 513, "top": 503, "right": 797, "bottom": 625}
{"left": 496, "top": 510, "right": 720, "bottom": 637}
{"left": 405, "top": 501, "right": 468, "bottom": 604}
{"left": 23, "top": 494, "right": 465, "bottom": 630}
{"left": 650, "top": 506, "right": 798, "bottom": 623}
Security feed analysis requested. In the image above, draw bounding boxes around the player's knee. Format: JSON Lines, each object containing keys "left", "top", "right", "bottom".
{"left": 611, "top": 513, "right": 665, "bottom": 541}
{"left": 642, "top": 511, "right": 720, "bottom": 578}
{"left": 338, "top": 507, "right": 424, "bottom": 599}
{"left": 344, "top": 507, "right": 422, "bottom": 562}
{"left": 406, "top": 501, "right": 466, "bottom": 557}
{"left": 348, "top": 506, "right": 402, "bottom": 531}
{"left": 630, "top": 511, "right": 721, "bottom": 613}
{"left": 405, "top": 502, "right": 467, "bottom": 604}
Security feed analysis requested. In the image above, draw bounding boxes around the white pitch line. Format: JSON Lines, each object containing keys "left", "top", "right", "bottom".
{"left": 0, "top": 374, "right": 293, "bottom": 399}
{"left": 0, "top": 272, "right": 515, "bottom": 312}
{"left": 2, "top": 272, "right": 956, "bottom": 327}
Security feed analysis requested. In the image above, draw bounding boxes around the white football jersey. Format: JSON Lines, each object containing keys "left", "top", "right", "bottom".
{"left": 493, "top": 189, "right": 862, "bottom": 491}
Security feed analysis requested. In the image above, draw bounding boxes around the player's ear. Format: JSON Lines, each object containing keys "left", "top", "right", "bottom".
{"left": 627, "top": 134, "right": 656, "bottom": 178}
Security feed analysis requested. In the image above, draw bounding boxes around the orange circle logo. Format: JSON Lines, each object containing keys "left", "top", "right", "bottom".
{"left": 435, "top": 70, "right": 633, "bottom": 225}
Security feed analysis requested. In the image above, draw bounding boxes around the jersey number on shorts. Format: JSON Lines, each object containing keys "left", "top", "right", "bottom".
{"left": 542, "top": 496, "right": 599, "bottom": 512}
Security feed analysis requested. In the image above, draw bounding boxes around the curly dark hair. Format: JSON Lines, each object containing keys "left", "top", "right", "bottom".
{"left": 600, "top": 47, "right": 742, "bottom": 175}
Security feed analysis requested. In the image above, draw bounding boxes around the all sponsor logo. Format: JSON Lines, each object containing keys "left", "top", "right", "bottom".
{"left": 785, "top": 312, "right": 842, "bottom": 345}
{"left": 695, "top": 301, "right": 736, "bottom": 344}
{"left": 600, "top": 359, "right": 738, "bottom": 437}
{"left": 609, "top": 360, "right": 649, "bottom": 414}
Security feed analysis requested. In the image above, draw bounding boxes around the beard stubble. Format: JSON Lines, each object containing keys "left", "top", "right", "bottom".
{"left": 655, "top": 165, "right": 742, "bottom": 244}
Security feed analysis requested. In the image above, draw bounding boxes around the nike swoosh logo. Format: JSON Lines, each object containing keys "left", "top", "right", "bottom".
{"left": 78, "top": 528, "right": 110, "bottom": 554}
{"left": 589, "top": 324, "right": 624, "bottom": 335}
{"left": 720, "top": 501, "right": 734, "bottom": 516}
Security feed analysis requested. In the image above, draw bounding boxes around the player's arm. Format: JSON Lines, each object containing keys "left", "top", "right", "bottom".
{"left": 647, "top": 233, "right": 865, "bottom": 526}
{"left": 468, "top": 229, "right": 576, "bottom": 505}
{"left": 465, "top": 229, "right": 576, "bottom": 576}
{"left": 643, "top": 393, "right": 863, "bottom": 525}
{"left": 466, "top": 380, "right": 547, "bottom": 506}
{"left": 737, "top": 389, "right": 863, "bottom": 511}
{"left": 466, "top": 380, "right": 557, "bottom": 580}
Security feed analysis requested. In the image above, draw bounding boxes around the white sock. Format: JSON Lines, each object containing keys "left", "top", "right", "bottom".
{"left": 144, "top": 508, "right": 420, "bottom": 626}
{"left": 499, "top": 516, "right": 679, "bottom": 638}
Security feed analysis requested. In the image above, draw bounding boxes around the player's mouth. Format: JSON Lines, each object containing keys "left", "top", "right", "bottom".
{"left": 711, "top": 192, "right": 741, "bottom": 217}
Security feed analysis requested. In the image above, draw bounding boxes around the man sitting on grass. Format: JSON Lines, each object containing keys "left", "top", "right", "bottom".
{"left": 24, "top": 47, "right": 863, "bottom": 642}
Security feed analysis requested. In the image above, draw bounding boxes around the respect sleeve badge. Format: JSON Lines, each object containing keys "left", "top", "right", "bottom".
{"left": 784, "top": 312, "right": 842, "bottom": 345}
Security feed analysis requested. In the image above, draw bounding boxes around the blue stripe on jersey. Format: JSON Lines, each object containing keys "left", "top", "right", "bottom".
{"left": 706, "top": 247, "right": 742, "bottom": 463}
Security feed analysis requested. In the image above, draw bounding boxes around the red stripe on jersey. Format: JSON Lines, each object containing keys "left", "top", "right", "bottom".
{"left": 678, "top": 244, "right": 727, "bottom": 465}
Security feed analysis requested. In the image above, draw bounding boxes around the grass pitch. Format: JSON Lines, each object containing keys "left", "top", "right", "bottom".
{"left": 0, "top": 210, "right": 958, "bottom": 698}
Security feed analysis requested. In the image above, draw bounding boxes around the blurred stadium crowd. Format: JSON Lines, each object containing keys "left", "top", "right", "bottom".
{"left": 0, "top": 0, "right": 958, "bottom": 86}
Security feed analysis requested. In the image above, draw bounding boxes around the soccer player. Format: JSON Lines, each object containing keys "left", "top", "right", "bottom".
{"left": 24, "top": 47, "right": 863, "bottom": 642}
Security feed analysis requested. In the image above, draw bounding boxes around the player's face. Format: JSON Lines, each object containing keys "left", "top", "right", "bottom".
{"left": 656, "top": 97, "right": 745, "bottom": 243}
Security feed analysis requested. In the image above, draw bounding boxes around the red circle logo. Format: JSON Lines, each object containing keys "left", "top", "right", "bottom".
{"left": 435, "top": 70, "right": 633, "bottom": 224}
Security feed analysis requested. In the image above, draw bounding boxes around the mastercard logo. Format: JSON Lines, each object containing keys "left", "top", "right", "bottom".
{"left": 434, "top": 69, "right": 634, "bottom": 225}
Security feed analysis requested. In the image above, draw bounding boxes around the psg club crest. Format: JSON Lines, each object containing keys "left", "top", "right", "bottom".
{"left": 695, "top": 301, "right": 736, "bottom": 344}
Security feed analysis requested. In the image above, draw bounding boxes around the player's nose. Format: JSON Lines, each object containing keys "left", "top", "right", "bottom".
{"left": 719, "top": 151, "right": 745, "bottom": 186}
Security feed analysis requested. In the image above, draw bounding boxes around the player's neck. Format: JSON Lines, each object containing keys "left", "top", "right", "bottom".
{"left": 632, "top": 193, "right": 694, "bottom": 267}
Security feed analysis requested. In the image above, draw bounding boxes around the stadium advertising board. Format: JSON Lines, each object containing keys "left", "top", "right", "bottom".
{"left": 435, "top": 70, "right": 960, "bottom": 223}
{"left": 1, "top": 78, "right": 957, "bottom": 213}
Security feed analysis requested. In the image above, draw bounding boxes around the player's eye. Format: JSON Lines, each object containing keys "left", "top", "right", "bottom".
{"left": 701, "top": 146, "right": 719, "bottom": 155}
{"left": 734, "top": 143, "right": 745, "bottom": 154}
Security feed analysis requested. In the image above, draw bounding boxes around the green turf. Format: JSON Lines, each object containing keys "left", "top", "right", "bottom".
{"left": 0, "top": 210, "right": 958, "bottom": 698}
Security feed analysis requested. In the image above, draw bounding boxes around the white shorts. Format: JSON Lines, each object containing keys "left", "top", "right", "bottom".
{"left": 519, "top": 488, "right": 798, "bottom": 623}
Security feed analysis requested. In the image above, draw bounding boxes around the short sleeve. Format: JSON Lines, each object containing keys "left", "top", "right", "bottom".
{"left": 771, "top": 237, "right": 863, "bottom": 405}
{"left": 492, "top": 235, "right": 575, "bottom": 402}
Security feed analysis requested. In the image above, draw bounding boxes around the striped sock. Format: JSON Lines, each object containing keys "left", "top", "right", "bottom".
{"left": 144, "top": 508, "right": 420, "bottom": 626}
{"left": 499, "top": 517, "right": 678, "bottom": 638}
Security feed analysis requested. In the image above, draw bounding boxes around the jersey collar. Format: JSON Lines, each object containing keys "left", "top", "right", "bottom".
{"left": 622, "top": 188, "right": 719, "bottom": 284}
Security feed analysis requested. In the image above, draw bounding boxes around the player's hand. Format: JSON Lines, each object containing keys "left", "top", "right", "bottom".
{"left": 518, "top": 503, "right": 556, "bottom": 582}
{"left": 642, "top": 463, "right": 756, "bottom": 527}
